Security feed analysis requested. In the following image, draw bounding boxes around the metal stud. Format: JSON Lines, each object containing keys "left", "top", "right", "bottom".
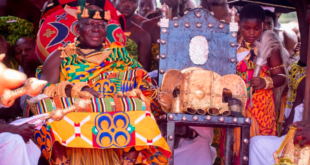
{"left": 233, "top": 117, "right": 238, "bottom": 123}
{"left": 210, "top": 12, "right": 214, "bottom": 16}
{"left": 161, "top": 114, "right": 166, "bottom": 120}
{"left": 219, "top": 117, "right": 224, "bottom": 122}
{"left": 230, "top": 42, "right": 236, "bottom": 47}
{"left": 182, "top": 116, "right": 187, "bottom": 121}
{"left": 168, "top": 135, "right": 174, "bottom": 141}
{"left": 193, "top": 115, "right": 198, "bottom": 121}
{"left": 220, "top": 19, "right": 225, "bottom": 23}
{"left": 168, "top": 114, "right": 174, "bottom": 120}
{"left": 245, "top": 118, "right": 251, "bottom": 123}
{"left": 232, "top": 32, "right": 237, "bottom": 38}
{"left": 173, "top": 17, "right": 178, "bottom": 20}
{"left": 196, "top": 12, "right": 202, "bottom": 18}
{"left": 243, "top": 156, "right": 248, "bottom": 161}
{"left": 230, "top": 58, "right": 236, "bottom": 63}
{"left": 196, "top": 22, "right": 202, "bottom": 28}
{"left": 162, "top": 28, "right": 167, "bottom": 34}
{"left": 161, "top": 39, "right": 166, "bottom": 45}
{"left": 160, "top": 54, "right": 166, "bottom": 59}
{"left": 208, "top": 23, "right": 213, "bottom": 28}
{"left": 197, "top": 5, "right": 202, "bottom": 8}
{"left": 243, "top": 138, "right": 249, "bottom": 144}
{"left": 185, "top": 22, "right": 190, "bottom": 28}
{"left": 174, "top": 22, "right": 179, "bottom": 27}
{"left": 157, "top": 21, "right": 161, "bottom": 27}
{"left": 184, "top": 11, "right": 189, "bottom": 15}
{"left": 159, "top": 69, "right": 165, "bottom": 74}
{"left": 219, "top": 23, "right": 224, "bottom": 29}
{"left": 206, "top": 115, "right": 212, "bottom": 121}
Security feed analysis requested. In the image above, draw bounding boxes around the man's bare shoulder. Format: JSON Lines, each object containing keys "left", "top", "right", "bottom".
{"left": 43, "top": 50, "right": 62, "bottom": 66}
{"left": 141, "top": 17, "right": 160, "bottom": 27}
{"left": 132, "top": 14, "right": 148, "bottom": 25}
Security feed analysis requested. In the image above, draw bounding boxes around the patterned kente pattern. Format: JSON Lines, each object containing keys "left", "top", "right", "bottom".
{"left": 236, "top": 40, "right": 276, "bottom": 136}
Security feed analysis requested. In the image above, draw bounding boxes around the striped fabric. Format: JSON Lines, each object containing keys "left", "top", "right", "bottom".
{"left": 35, "top": 97, "right": 148, "bottom": 114}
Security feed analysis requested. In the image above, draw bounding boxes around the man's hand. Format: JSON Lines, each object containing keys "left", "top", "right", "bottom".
{"left": 82, "top": 87, "right": 101, "bottom": 98}
{"left": 250, "top": 77, "right": 266, "bottom": 90}
{"left": 294, "top": 127, "right": 310, "bottom": 147}
{"left": 12, "top": 124, "right": 36, "bottom": 142}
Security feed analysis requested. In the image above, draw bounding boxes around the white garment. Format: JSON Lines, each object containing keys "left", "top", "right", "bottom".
{"left": 174, "top": 127, "right": 216, "bottom": 165}
{"left": 0, "top": 132, "right": 40, "bottom": 165}
{"left": 249, "top": 135, "right": 285, "bottom": 165}
{"left": 284, "top": 103, "right": 304, "bottom": 123}
{"left": 250, "top": 103, "right": 304, "bottom": 165}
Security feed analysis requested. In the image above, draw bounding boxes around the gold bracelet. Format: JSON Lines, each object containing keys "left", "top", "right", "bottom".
{"left": 43, "top": 86, "right": 56, "bottom": 97}
{"left": 277, "top": 74, "right": 287, "bottom": 79}
{"left": 54, "top": 81, "right": 73, "bottom": 97}
{"left": 263, "top": 76, "right": 274, "bottom": 89}
{"left": 270, "top": 64, "right": 284, "bottom": 70}
{"left": 71, "top": 82, "right": 90, "bottom": 98}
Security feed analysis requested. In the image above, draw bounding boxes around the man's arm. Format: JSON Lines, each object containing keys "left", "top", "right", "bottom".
{"left": 138, "top": 30, "right": 152, "bottom": 71}
{"left": 283, "top": 29, "right": 298, "bottom": 56}
{"left": 40, "top": 50, "right": 62, "bottom": 84}
{"left": 0, "top": 122, "right": 35, "bottom": 142}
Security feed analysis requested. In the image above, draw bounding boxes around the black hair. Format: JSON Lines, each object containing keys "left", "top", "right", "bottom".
{"left": 240, "top": 4, "right": 265, "bottom": 23}
{"left": 264, "top": 10, "right": 276, "bottom": 24}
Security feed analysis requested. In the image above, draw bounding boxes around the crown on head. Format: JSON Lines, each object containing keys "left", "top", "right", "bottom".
{"left": 75, "top": 0, "right": 111, "bottom": 21}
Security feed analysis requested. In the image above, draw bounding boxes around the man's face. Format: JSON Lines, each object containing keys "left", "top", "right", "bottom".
{"left": 77, "top": 18, "right": 107, "bottom": 48}
{"left": 160, "top": 0, "right": 179, "bottom": 10}
{"left": 14, "top": 38, "right": 35, "bottom": 65}
{"left": 138, "top": 0, "right": 156, "bottom": 17}
{"left": 115, "top": 0, "right": 138, "bottom": 18}
{"left": 264, "top": 16, "right": 274, "bottom": 31}
{"left": 240, "top": 19, "right": 263, "bottom": 44}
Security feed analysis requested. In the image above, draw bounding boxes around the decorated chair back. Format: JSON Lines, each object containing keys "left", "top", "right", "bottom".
{"left": 158, "top": 7, "right": 237, "bottom": 86}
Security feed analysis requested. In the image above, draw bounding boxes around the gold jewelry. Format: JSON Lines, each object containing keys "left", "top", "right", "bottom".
{"left": 270, "top": 64, "right": 284, "bottom": 70}
{"left": 54, "top": 81, "right": 73, "bottom": 97}
{"left": 93, "top": 10, "right": 102, "bottom": 19}
{"left": 277, "top": 73, "right": 287, "bottom": 79}
{"left": 71, "top": 82, "right": 90, "bottom": 98}
{"left": 263, "top": 76, "right": 274, "bottom": 89}
{"left": 104, "top": 11, "right": 111, "bottom": 21}
{"left": 81, "top": 7, "right": 89, "bottom": 18}
{"left": 43, "top": 86, "right": 56, "bottom": 97}
{"left": 58, "top": 47, "right": 67, "bottom": 58}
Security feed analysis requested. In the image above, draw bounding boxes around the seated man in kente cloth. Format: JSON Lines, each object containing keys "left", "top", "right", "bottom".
{"left": 33, "top": 3, "right": 170, "bottom": 165}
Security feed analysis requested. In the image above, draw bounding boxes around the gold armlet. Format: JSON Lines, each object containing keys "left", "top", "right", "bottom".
{"left": 263, "top": 76, "right": 274, "bottom": 89}
{"left": 71, "top": 82, "right": 90, "bottom": 98}
{"left": 270, "top": 64, "right": 284, "bottom": 70}
{"left": 277, "top": 74, "right": 287, "bottom": 79}
{"left": 54, "top": 81, "right": 73, "bottom": 97}
{"left": 43, "top": 86, "right": 56, "bottom": 97}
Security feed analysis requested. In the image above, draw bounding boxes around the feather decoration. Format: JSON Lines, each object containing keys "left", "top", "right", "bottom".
{"left": 250, "top": 30, "right": 283, "bottom": 107}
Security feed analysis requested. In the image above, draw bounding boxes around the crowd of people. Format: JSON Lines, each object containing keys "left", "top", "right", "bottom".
{"left": 0, "top": 0, "right": 309, "bottom": 165}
